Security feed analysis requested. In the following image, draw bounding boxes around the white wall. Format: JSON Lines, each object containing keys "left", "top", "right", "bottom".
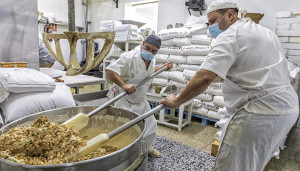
{"left": 157, "top": 0, "right": 300, "bottom": 32}
{"left": 238, "top": 0, "right": 300, "bottom": 31}
{"left": 88, "top": 0, "right": 125, "bottom": 32}
{"left": 157, "top": 0, "right": 187, "bottom": 31}
{"left": 38, "top": 0, "right": 85, "bottom": 28}
{"left": 88, "top": 0, "right": 158, "bottom": 32}
{"left": 124, "top": 2, "right": 158, "bottom": 32}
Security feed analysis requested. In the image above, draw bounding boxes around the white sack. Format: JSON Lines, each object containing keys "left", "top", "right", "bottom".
{"left": 173, "top": 38, "right": 191, "bottom": 47}
{"left": 215, "top": 130, "right": 222, "bottom": 141}
{"left": 115, "top": 30, "right": 131, "bottom": 37}
{"left": 276, "top": 24, "right": 291, "bottom": 30}
{"left": 183, "top": 69, "right": 196, "bottom": 80}
{"left": 207, "top": 110, "right": 222, "bottom": 120}
{"left": 218, "top": 107, "right": 230, "bottom": 117}
{"left": 100, "top": 26, "right": 114, "bottom": 32}
{"left": 276, "top": 11, "right": 292, "bottom": 18}
{"left": 195, "top": 93, "right": 213, "bottom": 101}
{"left": 185, "top": 16, "right": 208, "bottom": 28}
{"left": 168, "top": 80, "right": 186, "bottom": 89}
{"left": 291, "top": 24, "right": 300, "bottom": 30}
{"left": 182, "top": 45, "right": 211, "bottom": 55}
{"left": 289, "top": 37, "right": 300, "bottom": 43}
{"left": 169, "top": 55, "right": 187, "bottom": 64}
{"left": 188, "top": 24, "right": 208, "bottom": 36}
{"left": 155, "top": 54, "right": 169, "bottom": 63}
{"left": 0, "top": 83, "right": 75, "bottom": 124}
{"left": 0, "top": 85, "right": 9, "bottom": 103}
{"left": 210, "top": 82, "right": 222, "bottom": 88}
{"left": 152, "top": 78, "right": 169, "bottom": 86}
{"left": 287, "top": 56, "right": 300, "bottom": 63}
{"left": 169, "top": 71, "right": 187, "bottom": 83}
{"left": 170, "top": 64, "right": 178, "bottom": 71}
{"left": 155, "top": 63, "right": 164, "bottom": 68}
{"left": 213, "top": 96, "right": 225, "bottom": 108}
{"left": 281, "top": 43, "right": 300, "bottom": 50}
{"left": 276, "top": 30, "right": 300, "bottom": 37}
{"left": 186, "top": 56, "right": 206, "bottom": 65}
{"left": 215, "top": 117, "right": 230, "bottom": 128}
{"left": 278, "top": 37, "right": 289, "bottom": 43}
{"left": 193, "top": 99, "right": 202, "bottom": 109}
{"left": 157, "top": 28, "right": 189, "bottom": 40}
{"left": 0, "top": 68, "right": 56, "bottom": 93}
{"left": 191, "top": 35, "right": 212, "bottom": 45}
{"left": 157, "top": 71, "right": 170, "bottom": 79}
{"left": 114, "top": 24, "right": 138, "bottom": 31}
{"left": 207, "top": 86, "right": 223, "bottom": 96}
{"left": 288, "top": 50, "right": 300, "bottom": 56}
{"left": 158, "top": 46, "right": 183, "bottom": 55}
{"left": 100, "top": 20, "right": 122, "bottom": 27}
{"left": 203, "top": 101, "right": 220, "bottom": 112}
{"left": 161, "top": 39, "right": 175, "bottom": 46}
{"left": 277, "top": 18, "right": 300, "bottom": 24}
{"left": 192, "top": 107, "right": 208, "bottom": 116}
{"left": 177, "top": 64, "right": 200, "bottom": 71}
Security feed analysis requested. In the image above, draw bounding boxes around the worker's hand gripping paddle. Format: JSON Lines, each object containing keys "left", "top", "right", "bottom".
{"left": 67, "top": 104, "right": 166, "bottom": 161}
{"left": 62, "top": 66, "right": 169, "bottom": 131}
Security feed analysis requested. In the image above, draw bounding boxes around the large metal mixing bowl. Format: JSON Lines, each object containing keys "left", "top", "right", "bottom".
{"left": 0, "top": 106, "right": 146, "bottom": 171}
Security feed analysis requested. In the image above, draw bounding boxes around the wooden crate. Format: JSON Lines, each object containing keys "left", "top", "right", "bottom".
{"left": 245, "top": 13, "right": 264, "bottom": 24}
{"left": 211, "top": 140, "right": 220, "bottom": 157}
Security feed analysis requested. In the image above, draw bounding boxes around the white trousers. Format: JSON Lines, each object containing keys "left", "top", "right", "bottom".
{"left": 214, "top": 109, "right": 298, "bottom": 171}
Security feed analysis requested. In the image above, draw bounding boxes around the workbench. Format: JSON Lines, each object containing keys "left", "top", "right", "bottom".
{"left": 40, "top": 68, "right": 106, "bottom": 94}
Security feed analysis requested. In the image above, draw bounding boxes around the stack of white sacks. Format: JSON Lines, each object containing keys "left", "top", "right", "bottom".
{"left": 275, "top": 11, "right": 300, "bottom": 65}
{"left": 99, "top": 20, "right": 139, "bottom": 41}
{"left": 276, "top": 11, "right": 300, "bottom": 128}
{"left": 153, "top": 23, "right": 226, "bottom": 120}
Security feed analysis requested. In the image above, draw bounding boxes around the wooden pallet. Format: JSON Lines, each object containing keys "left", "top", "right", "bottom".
{"left": 192, "top": 114, "right": 219, "bottom": 125}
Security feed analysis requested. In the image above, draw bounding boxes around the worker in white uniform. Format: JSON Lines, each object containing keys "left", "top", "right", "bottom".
{"left": 105, "top": 35, "right": 173, "bottom": 157}
{"left": 161, "top": 0, "right": 299, "bottom": 170}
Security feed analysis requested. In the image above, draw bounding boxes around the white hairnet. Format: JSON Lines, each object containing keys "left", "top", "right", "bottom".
{"left": 207, "top": 0, "right": 239, "bottom": 14}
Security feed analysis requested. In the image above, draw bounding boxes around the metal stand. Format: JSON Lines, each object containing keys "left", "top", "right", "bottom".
{"left": 146, "top": 92, "right": 193, "bottom": 131}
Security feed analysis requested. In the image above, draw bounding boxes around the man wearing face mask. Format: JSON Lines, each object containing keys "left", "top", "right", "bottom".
{"left": 105, "top": 35, "right": 172, "bottom": 157}
{"left": 161, "top": 0, "right": 299, "bottom": 170}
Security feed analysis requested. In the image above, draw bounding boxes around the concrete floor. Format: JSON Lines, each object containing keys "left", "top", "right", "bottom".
{"left": 156, "top": 118, "right": 218, "bottom": 154}
{"left": 80, "top": 85, "right": 300, "bottom": 170}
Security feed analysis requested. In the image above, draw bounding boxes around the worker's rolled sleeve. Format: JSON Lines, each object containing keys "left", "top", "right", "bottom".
{"left": 200, "top": 31, "right": 237, "bottom": 80}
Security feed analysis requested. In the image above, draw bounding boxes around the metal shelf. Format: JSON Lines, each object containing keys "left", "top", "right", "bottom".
{"left": 113, "top": 40, "right": 142, "bottom": 51}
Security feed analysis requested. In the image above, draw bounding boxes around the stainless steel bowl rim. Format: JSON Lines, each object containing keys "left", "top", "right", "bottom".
{"left": 0, "top": 106, "right": 147, "bottom": 168}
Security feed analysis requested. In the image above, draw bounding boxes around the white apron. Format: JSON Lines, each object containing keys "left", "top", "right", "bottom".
{"left": 215, "top": 78, "right": 299, "bottom": 171}
{"left": 113, "top": 71, "right": 157, "bottom": 139}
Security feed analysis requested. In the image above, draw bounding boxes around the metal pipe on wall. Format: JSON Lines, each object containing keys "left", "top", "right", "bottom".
{"left": 68, "top": 0, "right": 76, "bottom": 31}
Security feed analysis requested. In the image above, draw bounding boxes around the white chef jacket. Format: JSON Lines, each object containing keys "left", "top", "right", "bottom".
{"left": 106, "top": 50, "right": 155, "bottom": 87}
{"left": 105, "top": 49, "right": 157, "bottom": 139}
{"left": 200, "top": 19, "right": 299, "bottom": 115}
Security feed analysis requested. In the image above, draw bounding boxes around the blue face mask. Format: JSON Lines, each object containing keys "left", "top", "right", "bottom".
{"left": 208, "top": 14, "right": 228, "bottom": 38}
{"left": 208, "top": 23, "right": 224, "bottom": 38}
{"left": 141, "top": 50, "right": 154, "bottom": 61}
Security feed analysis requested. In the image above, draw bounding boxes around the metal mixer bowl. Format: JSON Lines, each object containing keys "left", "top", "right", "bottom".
{"left": 0, "top": 106, "right": 146, "bottom": 171}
